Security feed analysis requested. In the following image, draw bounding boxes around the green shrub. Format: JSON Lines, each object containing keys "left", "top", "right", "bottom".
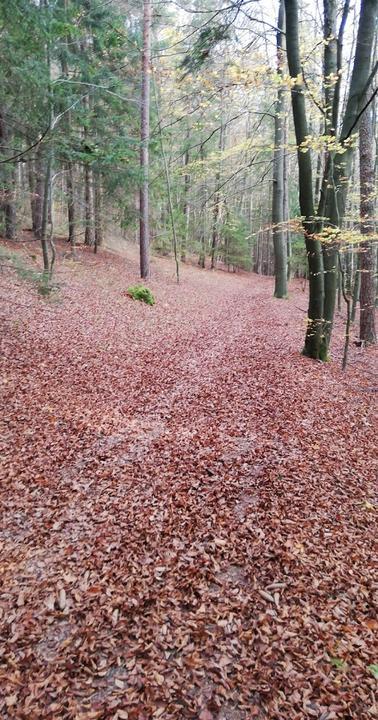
{"left": 127, "top": 284, "right": 155, "bottom": 306}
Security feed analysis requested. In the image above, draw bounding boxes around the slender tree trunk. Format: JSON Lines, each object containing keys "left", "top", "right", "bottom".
{"left": 283, "top": 112, "right": 291, "bottom": 280}
{"left": 94, "top": 173, "right": 103, "bottom": 253}
{"left": 210, "top": 137, "right": 224, "bottom": 269}
{"left": 351, "top": 251, "right": 361, "bottom": 322}
{"left": 359, "top": 97, "right": 376, "bottom": 344}
{"left": 324, "top": 0, "right": 338, "bottom": 136}
{"left": 198, "top": 145, "right": 206, "bottom": 268}
{"left": 4, "top": 166, "right": 16, "bottom": 240}
{"left": 40, "top": 0, "right": 53, "bottom": 275}
{"left": 28, "top": 160, "right": 38, "bottom": 234}
{"left": 41, "top": 154, "right": 52, "bottom": 275}
{"left": 139, "top": 0, "right": 152, "bottom": 278}
{"left": 82, "top": 93, "right": 95, "bottom": 247}
{"left": 314, "top": 148, "right": 323, "bottom": 208}
{"left": 211, "top": 89, "right": 225, "bottom": 270}
{"left": 182, "top": 128, "right": 190, "bottom": 262}
{"left": 0, "top": 109, "right": 17, "bottom": 239}
{"left": 34, "top": 146, "right": 44, "bottom": 239}
{"left": 198, "top": 216, "right": 206, "bottom": 269}
{"left": 84, "top": 163, "right": 94, "bottom": 245}
{"left": 66, "top": 161, "right": 76, "bottom": 249}
{"left": 153, "top": 74, "right": 180, "bottom": 282}
{"left": 345, "top": 246, "right": 353, "bottom": 295}
{"left": 272, "top": 0, "right": 287, "bottom": 297}
{"left": 60, "top": 10, "right": 76, "bottom": 252}
{"left": 284, "top": 0, "right": 325, "bottom": 359}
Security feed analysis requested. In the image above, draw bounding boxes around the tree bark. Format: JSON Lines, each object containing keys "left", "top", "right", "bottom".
{"left": 272, "top": 0, "right": 287, "bottom": 298}
{"left": 351, "top": 251, "right": 360, "bottom": 322}
{"left": 283, "top": 112, "right": 291, "bottom": 280}
{"left": 82, "top": 92, "right": 95, "bottom": 247}
{"left": 321, "top": 0, "right": 378, "bottom": 351}
{"left": 198, "top": 145, "right": 206, "bottom": 268}
{"left": 359, "top": 97, "right": 376, "bottom": 344}
{"left": 94, "top": 173, "right": 103, "bottom": 253}
{"left": 285, "top": 0, "right": 377, "bottom": 359}
{"left": 41, "top": 154, "right": 52, "bottom": 275}
{"left": 323, "top": 0, "right": 338, "bottom": 136}
{"left": 4, "top": 180, "right": 16, "bottom": 240}
{"left": 84, "top": 163, "right": 95, "bottom": 246}
{"left": 66, "top": 161, "right": 76, "bottom": 249}
{"left": 61, "top": 6, "right": 76, "bottom": 252}
{"left": 181, "top": 125, "right": 191, "bottom": 262}
{"left": 0, "top": 108, "right": 17, "bottom": 239}
{"left": 139, "top": 0, "right": 152, "bottom": 278}
{"left": 34, "top": 146, "right": 44, "bottom": 239}
{"left": 284, "top": 0, "right": 325, "bottom": 359}
{"left": 210, "top": 109, "right": 225, "bottom": 270}
{"left": 28, "top": 160, "right": 38, "bottom": 234}
{"left": 182, "top": 147, "right": 190, "bottom": 262}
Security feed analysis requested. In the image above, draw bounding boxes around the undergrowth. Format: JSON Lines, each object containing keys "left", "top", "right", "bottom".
{"left": 127, "top": 284, "right": 155, "bottom": 305}
{"left": 0, "top": 246, "right": 57, "bottom": 297}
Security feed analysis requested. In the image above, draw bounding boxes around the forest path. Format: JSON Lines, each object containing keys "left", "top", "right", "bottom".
{"left": 0, "top": 242, "right": 376, "bottom": 720}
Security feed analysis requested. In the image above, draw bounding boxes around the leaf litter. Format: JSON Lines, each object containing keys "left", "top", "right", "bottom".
{"left": 0, "top": 241, "right": 377, "bottom": 719}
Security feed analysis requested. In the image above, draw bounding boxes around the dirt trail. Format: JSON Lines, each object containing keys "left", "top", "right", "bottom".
{"left": 0, "top": 243, "right": 377, "bottom": 720}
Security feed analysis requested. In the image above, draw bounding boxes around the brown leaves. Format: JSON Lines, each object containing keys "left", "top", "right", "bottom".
{"left": 0, "top": 239, "right": 376, "bottom": 719}
{"left": 199, "top": 711, "right": 214, "bottom": 720}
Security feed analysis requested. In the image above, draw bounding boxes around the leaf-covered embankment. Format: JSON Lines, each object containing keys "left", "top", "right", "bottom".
{"left": 0, "top": 243, "right": 376, "bottom": 719}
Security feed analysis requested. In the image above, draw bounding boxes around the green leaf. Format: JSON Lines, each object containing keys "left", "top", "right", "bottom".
{"left": 367, "top": 664, "right": 378, "bottom": 679}
{"left": 329, "top": 657, "right": 346, "bottom": 669}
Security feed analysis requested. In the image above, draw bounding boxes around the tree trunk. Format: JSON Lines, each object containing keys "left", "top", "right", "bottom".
{"left": 285, "top": 0, "right": 377, "bottom": 359}
{"left": 60, "top": 10, "right": 76, "bottom": 252}
{"left": 211, "top": 89, "right": 225, "bottom": 270}
{"left": 0, "top": 108, "right": 17, "bottom": 239}
{"left": 284, "top": 0, "right": 325, "bottom": 359}
{"left": 321, "top": 0, "right": 377, "bottom": 352}
{"left": 359, "top": 97, "right": 376, "bottom": 344}
{"left": 283, "top": 112, "right": 291, "bottom": 280}
{"left": 84, "top": 163, "right": 95, "bottom": 246}
{"left": 351, "top": 251, "right": 360, "bottom": 322}
{"left": 198, "top": 216, "right": 206, "bottom": 269}
{"left": 198, "top": 145, "right": 206, "bottom": 268}
{"left": 94, "top": 173, "right": 103, "bottom": 253}
{"left": 66, "top": 161, "right": 76, "bottom": 248}
{"left": 40, "top": 0, "right": 53, "bottom": 273}
{"left": 41, "top": 154, "right": 52, "bottom": 275}
{"left": 210, "top": 137, "right": 224, "bottom": 269}
{"left": 139, "top": 0, "right": 152, "bottom": 278}
{"left": 181, "top": 130, "right": 190, "bottom": 262}
{"left": 272, "top": 0, "right": 287, "bottom": 298}
{"left": 28, "top": 161, "right": 38, "bottom": 234}
{"left": 34, "top": 146, "right": 44, "bottom": 239}
{"left": 4, "top": 182, "right": 16, "bottom": 240}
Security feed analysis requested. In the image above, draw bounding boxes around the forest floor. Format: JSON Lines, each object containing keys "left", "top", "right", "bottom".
{"left": 0, "top": 238, "right": 377, "bottom": 720}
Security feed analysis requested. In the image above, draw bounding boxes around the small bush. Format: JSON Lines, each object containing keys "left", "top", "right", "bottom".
{"left": 127, "top": 284, "right": 155, "bottom": 306}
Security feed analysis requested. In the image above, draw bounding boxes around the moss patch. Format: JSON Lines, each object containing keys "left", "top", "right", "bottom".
{"left": 127, "top": 284, "right": 155, "bottom": 306}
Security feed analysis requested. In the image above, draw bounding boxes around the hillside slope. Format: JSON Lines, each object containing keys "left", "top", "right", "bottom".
{"left": 0, "top": 241, "right": 376, "bottom": 720}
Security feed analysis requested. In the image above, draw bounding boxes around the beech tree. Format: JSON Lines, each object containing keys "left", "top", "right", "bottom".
{"left": 139, "top": 0, "right": 152, "bottom": 279}
{"left": 359, "top": 98, "right": 376, "bottom": 345}
{"left": 272, "top": 0, "right": 287, "bottom": 298}
{"left": 285, "top": 0, "right": 378, "bottom": 359}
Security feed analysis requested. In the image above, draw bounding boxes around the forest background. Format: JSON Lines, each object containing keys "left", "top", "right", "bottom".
{"left": 0, "top": 0, "right": 377, "bottom": 358}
